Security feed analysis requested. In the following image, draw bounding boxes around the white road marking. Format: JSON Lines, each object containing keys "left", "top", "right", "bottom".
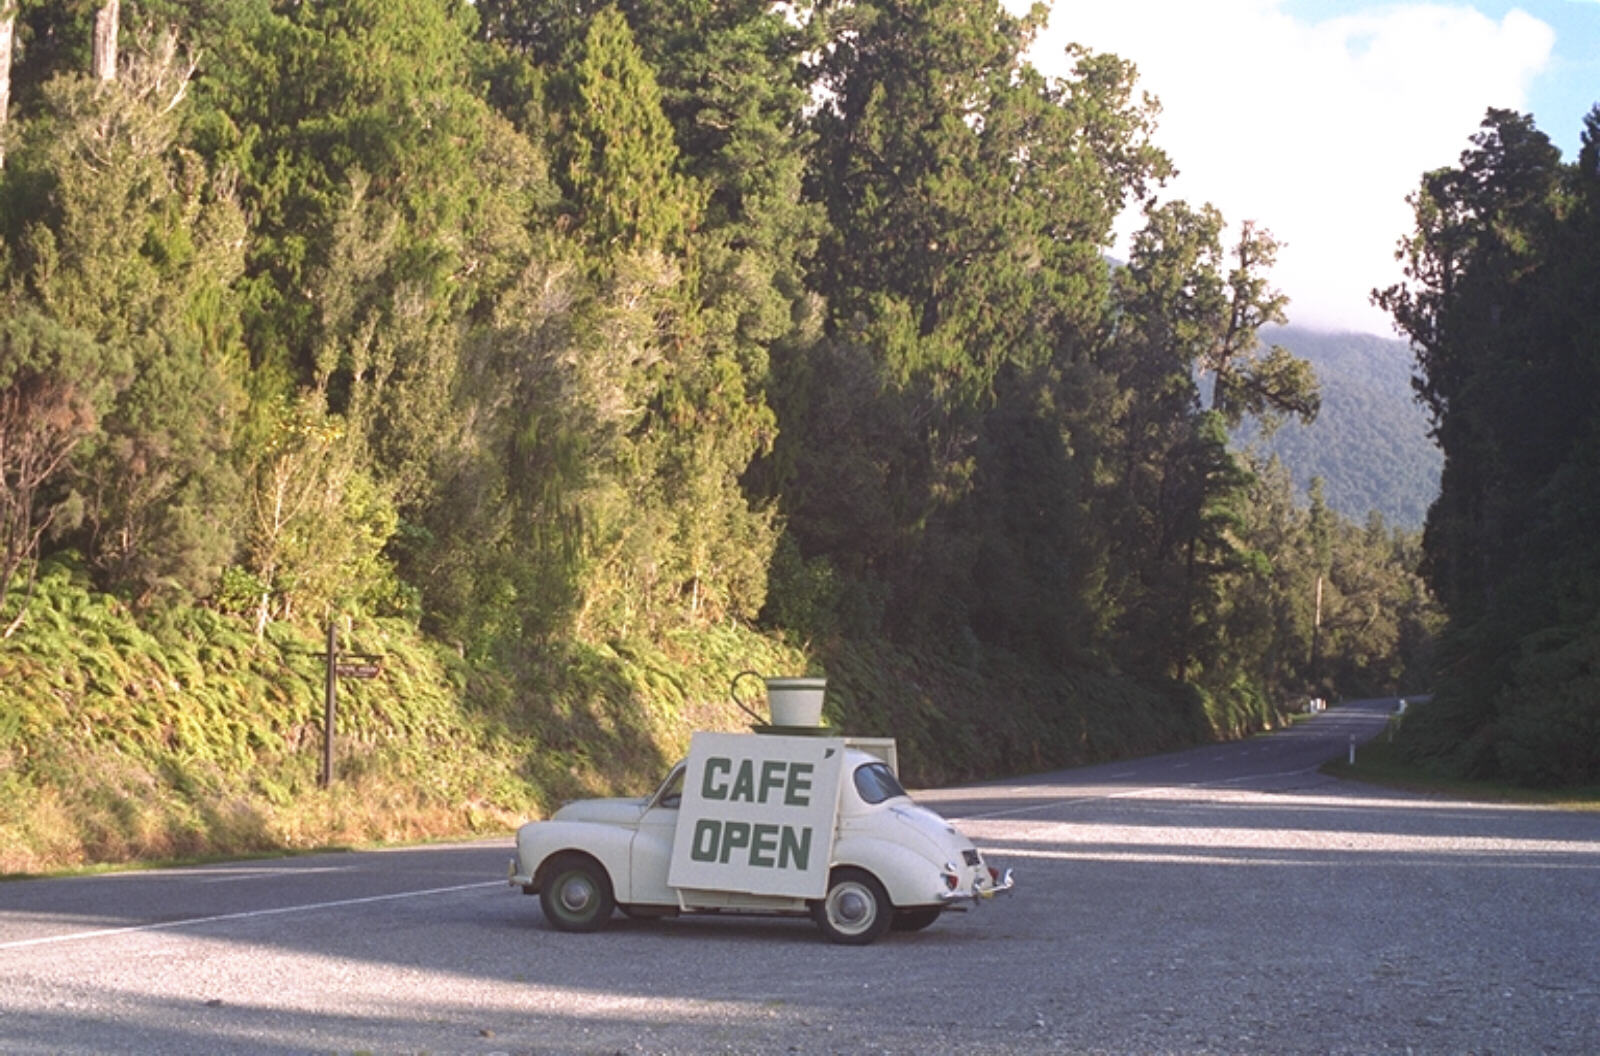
{"left": 951, "top": 765, "right": 1329, "bottom": 822}
{"left": 196, "top": 866, "right": 353, "bottom": 884}
{"left": 0, "top": 880, "right": 502, "bottom": 952}
{"left": 957, "top": 786, "right": 1166, "bottom": 820}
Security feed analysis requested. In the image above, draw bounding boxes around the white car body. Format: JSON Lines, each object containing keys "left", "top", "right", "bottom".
{"left": 509, "top": 733, "right": 1013, "bottom": 944}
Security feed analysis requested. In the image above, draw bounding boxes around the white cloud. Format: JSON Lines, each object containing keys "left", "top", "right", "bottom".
{"left": 1017, "top": 1, "right": 1556, "bottom": 332}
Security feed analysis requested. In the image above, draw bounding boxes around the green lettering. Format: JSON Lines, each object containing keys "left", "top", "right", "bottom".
{"left": 702, "top": 757, "right": 731, "bottom": 800}
{"left": 690, "top": 819, "right": 721, "bottom": 861}
{"left": 778, "top": 825, "right": 812, "bottom": 871}
{"left": 749, "top": 824, "right": 779, "bottom": 867}
{"left": 730, "top": 759, "right": 756, "bottom": 802}
{"left": 719, "top": 820, "right": 751, "bottom": 864}
{"left": 784, "top": 763, "right": 813, "bottom": 806}
{"left": 758, "top": 760, "right": 785, "bottom": 803}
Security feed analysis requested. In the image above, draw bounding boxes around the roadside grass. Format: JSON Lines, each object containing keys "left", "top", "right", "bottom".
{"left": 0, "top": 558, "right": 783, "bottom": 875}
{"left": 1324, "top": 733, "right": 1600, "bottom": 810}
{"left": 1, "top": 556, "right": 1273, "bottom": 876}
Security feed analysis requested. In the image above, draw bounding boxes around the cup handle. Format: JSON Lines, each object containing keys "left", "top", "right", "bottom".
{"left": 729, "top": 670, "right": 767, "bottom": 724}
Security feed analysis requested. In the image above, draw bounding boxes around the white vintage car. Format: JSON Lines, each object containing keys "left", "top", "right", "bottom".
{"left": 509, "top": 732, "right": 1013, "bottom": 944}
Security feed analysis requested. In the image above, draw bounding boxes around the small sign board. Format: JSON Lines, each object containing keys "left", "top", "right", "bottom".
{"left": 335, "top": 662, "right": 381, "bottom": 679}
{"left": 668, "top": 732, "right": 845, "bottom": 899}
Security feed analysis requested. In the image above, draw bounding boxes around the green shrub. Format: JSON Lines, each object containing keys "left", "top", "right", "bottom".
{"left": 2, "top": 562, "right": 1242, "bottom": 874}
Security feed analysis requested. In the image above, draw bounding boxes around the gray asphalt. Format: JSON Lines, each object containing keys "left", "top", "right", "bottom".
{"left": 3, "top": 699, "right": 1597, "bottom": 1055}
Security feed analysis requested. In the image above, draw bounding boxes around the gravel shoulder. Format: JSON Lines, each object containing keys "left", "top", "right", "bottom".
{"left": 3, "top": 705, "right": 1597, "bottom": 1055}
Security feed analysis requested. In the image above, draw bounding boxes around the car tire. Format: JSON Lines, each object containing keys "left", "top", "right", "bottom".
{"left": 810, "top": 867, "right": 893, "bottom": 945}
{"left": 539, "top": 853, "right": 615, "bottom": 933}
{"left": 890, "top": 907, "right": 943, "bottom": 932}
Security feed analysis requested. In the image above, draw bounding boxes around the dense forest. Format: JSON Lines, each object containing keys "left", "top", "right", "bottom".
{"left": 1235, "top": 327, "right": 1441, "bottom": 530}
{"left": 0, "top": 0, "right": 1441, "bottom": 870}
{"left": 1379, "top": 107, "right": 1600, "bottom": 787}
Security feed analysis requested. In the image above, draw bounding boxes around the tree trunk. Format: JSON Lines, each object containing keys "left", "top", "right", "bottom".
{"left": 0, "top": 1, "right": 15, "bottom": 169}
{"left": 92, "top": 0, "right": 120, "bottom": 82}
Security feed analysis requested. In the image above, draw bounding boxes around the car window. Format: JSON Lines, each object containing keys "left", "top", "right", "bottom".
{"left": 652, "top": 764, "right": 685, "bottom": 809}
{"left": 853, "top": 761, "right": 906, "bottom": 804}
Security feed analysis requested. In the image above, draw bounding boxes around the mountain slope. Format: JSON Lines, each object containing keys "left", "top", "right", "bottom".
{"left": 1236, "top": 326, "right": 1442, "bottom": 529}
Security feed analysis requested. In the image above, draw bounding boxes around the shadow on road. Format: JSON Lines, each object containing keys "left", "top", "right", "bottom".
{"left": 3, "top": 698, "right": 1598, "bottom": 1055}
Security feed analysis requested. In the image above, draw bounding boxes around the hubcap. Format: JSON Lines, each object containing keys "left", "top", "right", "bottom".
{"left": 828, "top": 882, "right": 876, "bottom": 934}
{"left": 558, "top": 875, "right": 595, "bottom": 914}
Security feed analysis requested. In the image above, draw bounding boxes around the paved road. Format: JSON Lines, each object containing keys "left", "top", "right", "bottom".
{"left": 3, "top": 699, "right": 1597, "bottom": 1054}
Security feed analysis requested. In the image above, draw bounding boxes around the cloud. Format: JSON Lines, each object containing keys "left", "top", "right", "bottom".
{"left": 1019, "top": 2, "right": 1556, "bottom": 332}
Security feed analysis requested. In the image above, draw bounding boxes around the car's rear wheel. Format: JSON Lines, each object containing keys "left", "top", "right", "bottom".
{"left": 890, "top": 907, "right": 943, "bottom": 932}
{"left": 539, "top": 853, "right": 615, "bottom": 932}
{"left": 810, "top": 867, "right": 892, "bottom": 945}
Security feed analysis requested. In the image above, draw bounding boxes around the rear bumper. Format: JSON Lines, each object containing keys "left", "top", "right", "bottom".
{"left": 938, "top": 867, "right": 1015, "bottom": 905}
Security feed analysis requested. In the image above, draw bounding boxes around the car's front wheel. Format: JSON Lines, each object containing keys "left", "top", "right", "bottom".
{"left": 810, "top": 867, "right": 892, "bottom": 945}
{"left": 539, "top": 853, "right": 615, "bottom": 932}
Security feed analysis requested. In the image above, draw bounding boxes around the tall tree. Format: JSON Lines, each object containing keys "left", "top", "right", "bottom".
{"left": 1205, "top": 221, "right": 1319, "bottom": 434}
{"left": 552, "top": 5, "right": 777, "bottom": 636}
{"left": 1099, "top": 199, "right": 1316, "bottom": 694}
{"left": 2, "top": 25, "right": 247, "bottom": 600}
{"left": 432, "top": 1, "right": 791, "bottom": 649}
{"left": 789, "top": 0, "right": 1169, "bottom": 651}
{"left": 180, "top": 0, "right": 551, "bottom": 626}
{"left": 1377, "top": 106, "right": 1600, "bottom": 784}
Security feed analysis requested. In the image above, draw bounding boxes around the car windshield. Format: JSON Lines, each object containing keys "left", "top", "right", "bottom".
{"left": 653, "top": 764, "right": 685, "bottom": 808}
{"left": 853, "top": 761, "right": 906, "bottom": 804}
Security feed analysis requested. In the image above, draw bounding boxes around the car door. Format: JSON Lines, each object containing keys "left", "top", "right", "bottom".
{"left": 628, "top": 762, "right": 683, "bottom": 905}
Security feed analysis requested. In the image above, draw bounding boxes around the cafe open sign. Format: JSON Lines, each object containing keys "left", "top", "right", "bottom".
{"left": 667, "top": 731, "right": 845, "bottom": 899}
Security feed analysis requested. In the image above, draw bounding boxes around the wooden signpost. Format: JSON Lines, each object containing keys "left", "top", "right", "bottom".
{"left": 321, "top": 621, "right": 383, "bottom": 788}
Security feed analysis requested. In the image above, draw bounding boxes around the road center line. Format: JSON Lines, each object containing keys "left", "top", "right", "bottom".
{"left": 0, "top": 880, "right": 503, "bottom": 952}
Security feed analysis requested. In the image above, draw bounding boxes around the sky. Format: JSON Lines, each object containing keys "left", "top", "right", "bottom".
{"left": 1011, "top": 0, "right": 1600, "bottom": 334}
